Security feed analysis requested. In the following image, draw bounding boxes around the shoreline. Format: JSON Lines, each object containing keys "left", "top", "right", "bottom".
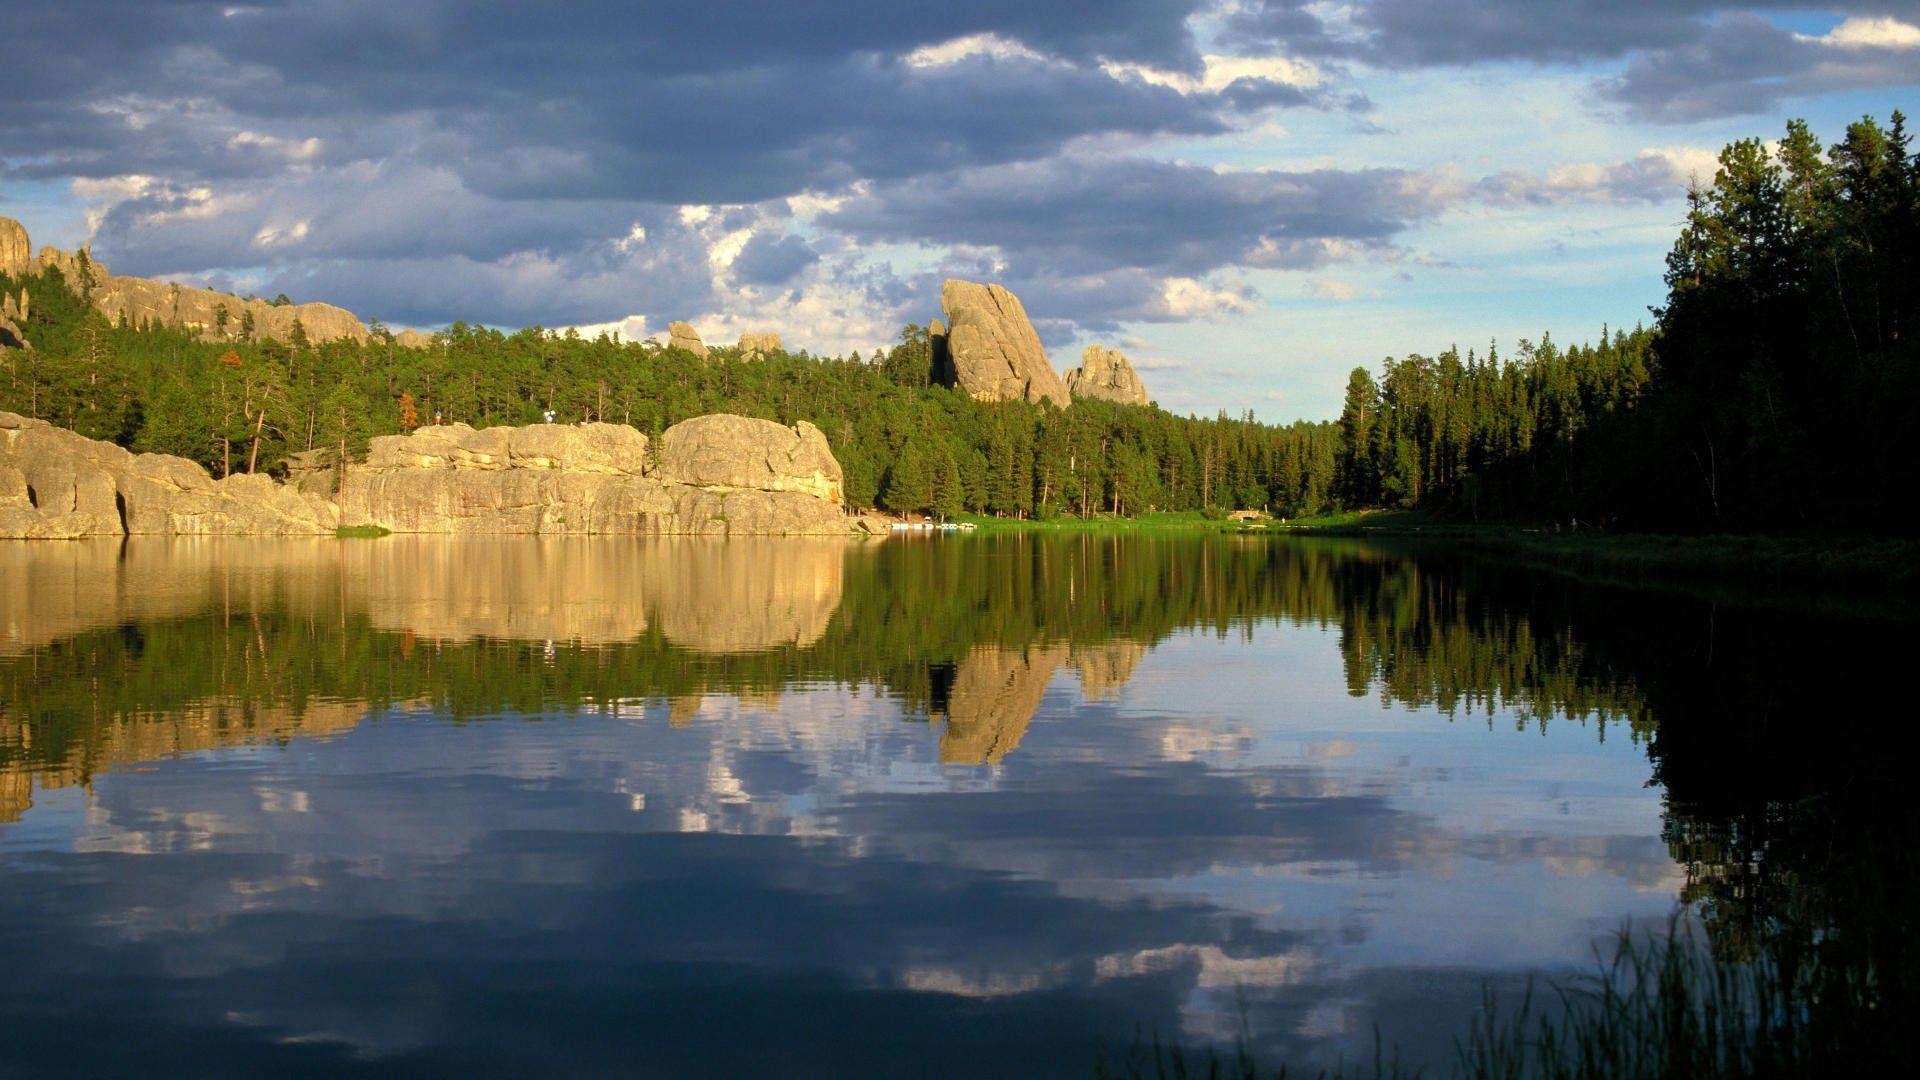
{"left": 935, "top": 508, "right": 1919, "bottom": 595}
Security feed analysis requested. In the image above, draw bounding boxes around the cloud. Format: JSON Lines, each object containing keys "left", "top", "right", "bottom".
{"left": 1475, "top": 147, "right": 1721, "bottom": 206}
{"left": 1304, "top": 279, "right": 1378, "bottom": 302}
{"left": 728, "top": 232, "right": 821, "bottom": 286}
{"left": 1603, "top": 11, "right": 1920, "bottom": 122}
{"left": 1805, "top": 14, "right": 1920, "bottom": 49}
{"left": 825, "top": 154, "right": 1458, "bottom": 278}
{"left": 1220, "top": 3, "right": 1919, "bottom": 120}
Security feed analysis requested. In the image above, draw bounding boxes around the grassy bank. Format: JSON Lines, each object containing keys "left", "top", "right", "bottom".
{"left": 1270, "top": 509, "right": 1919, "bottom": 591}
{"left": 951, "top": 510, "right": 1246, "bottom": 535}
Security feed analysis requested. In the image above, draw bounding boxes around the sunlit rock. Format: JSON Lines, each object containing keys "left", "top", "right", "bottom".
{"left": 935, "top": 279, "right": 1071, "bottom": 408}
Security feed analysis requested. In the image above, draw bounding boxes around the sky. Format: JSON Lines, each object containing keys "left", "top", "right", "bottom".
{"left": 1, "top": 2, "right": 1915, "bottom": 420}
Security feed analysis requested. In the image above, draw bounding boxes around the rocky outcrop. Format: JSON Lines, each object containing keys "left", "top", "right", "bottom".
{"left": 668, "top": 320, "right": 708, "bottom": 356}
{"left": 90, "top": 273, "right": 368, "bottom": 344}
{"left": 2, "top": 411, "right": 853, "bottom": 538}
{"left": 0, "top": 217, "right": 366, "bottom": 346}
{"left": 655, "top": 414, "right": 843, "bottom": 503}
{"left": 335, "top": 414, "right": 846, "bottom": 536}
{"left": 1, "top": 412, "right": 342, "bottom": 538}
{"left": 0, "top": 218, "right": 30, "bottom": 278}
{"left": 935, "top": 279, "right": 1071, "bottom": 408}
{"left": 394, "top": 328, "right": 435, "bottom": 349}
{"left": 0, "top": 288, "right": 26, "bottom": 350}
{"left": 1065, "top": 344, "right": 1151, "bottom": 406}
{"left": 736, "top": 331, "right": 782, "bottom": 360}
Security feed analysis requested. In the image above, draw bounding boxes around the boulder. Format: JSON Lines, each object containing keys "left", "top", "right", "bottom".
{"left": 1065, "top": 344, "right": 1151, "bottom": 406}
{"left": 936, "top": 279, "right": 1071, "bottom": 408}
{"left": 0, "top": 411, "right": 340, "bottom": 538}
{"left": 0, "top": 218, "right": 30, "bottom": 278}
{"left": 668, "top": 320, "right": 708, "bottom": 356}
{"left": 736, "top": 330, "right": 782, "bottom": 360}
{"left": 655, "top": 414, "right": 843, "bottom": 503}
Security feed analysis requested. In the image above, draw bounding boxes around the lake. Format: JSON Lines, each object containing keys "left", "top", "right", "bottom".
{"left": 0, "top": 535, "right": 1898, "bottom": 1075}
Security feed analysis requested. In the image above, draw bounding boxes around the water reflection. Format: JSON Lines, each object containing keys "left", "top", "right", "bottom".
{"left": 0, "top": 535, "right": 1902, "bottom": 1074}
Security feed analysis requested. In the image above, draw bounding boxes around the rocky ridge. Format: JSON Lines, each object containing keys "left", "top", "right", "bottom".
{"left": 3, "top": 410, "right": 852, "bottom": 538}
{"left": 0, "top": 216, "right": 428, "bottom": 348}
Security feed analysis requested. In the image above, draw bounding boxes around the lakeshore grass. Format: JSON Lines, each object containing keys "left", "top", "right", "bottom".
{"left": 334, "top": 524, "right": 392, "bottom": 538}
{"left": 951, "top": 510, "right": 1246, "bottom": 534}
{"left": 945, "top": 507, "right": 1916, "bottom": 591}
{"left": 1272, "top": 510, "right": 1918, "bottom": 591}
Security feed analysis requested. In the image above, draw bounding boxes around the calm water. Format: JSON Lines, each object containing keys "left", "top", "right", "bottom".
{"left": 0, "top": 535, "right": 1894, "bottom": 1075}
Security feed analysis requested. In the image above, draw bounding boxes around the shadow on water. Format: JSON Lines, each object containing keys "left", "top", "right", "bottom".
{"left": 0, "top": 534, "right": 1911, "bottom": 1074}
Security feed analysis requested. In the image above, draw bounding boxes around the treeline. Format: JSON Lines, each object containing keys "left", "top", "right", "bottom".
{"left": 0, "top": 269, "right": 1338, "bottom": 518}
{"left": 4, "top": 111, "right": 1912, "bottom": 529}
{"left": 1334, "top": 327, "right": 1655, "bottom": 520}
{"left": 1336, "top": 111, "right": 1918, "bottom": 530}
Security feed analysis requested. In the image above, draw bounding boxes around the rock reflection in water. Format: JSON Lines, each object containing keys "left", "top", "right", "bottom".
{"left": 1, "top": 535, "right": 851, "bottom": 654}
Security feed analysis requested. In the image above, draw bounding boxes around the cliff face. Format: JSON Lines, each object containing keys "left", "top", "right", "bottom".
{"left": 1, "top": 412, "right": 342, "bottom": 538}
{"left": 0, "top": 219, "right": 30, "bottom": 278}
{"left": 1, "top": 411, "right": 853, "bottom": 538}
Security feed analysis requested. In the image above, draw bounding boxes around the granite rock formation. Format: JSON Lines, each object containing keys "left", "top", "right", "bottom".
{"left": 736, "top": 331, "right": 782, "bottom": 360}
{"left": 1065, "top": 344, "right": 1151, "bottom": 406}
{"left": 655, "top": 414, "right": 843, "bottom": 503}
{"left": 0, "top": 288, "right": 27, "bottom": 350}
{"left": 0, "top": 218, "right": 30, "bottom": 278}
{"left": 936, "top": 279, "right": 1071, "bottom": 408}
{"left": 335, "top": 414, "right": 845, "bottom": 536}
{"left": 0, "top": 216, "right": 367, "bottom": 347}
{"left": 668, "top": 320, "right": 708, "bottom": 356}
{"left": 3, "top": 411, "right": 852, "bottom": 538}
{"left": 1, "top": 411, "right": 342, "bottom": 538}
